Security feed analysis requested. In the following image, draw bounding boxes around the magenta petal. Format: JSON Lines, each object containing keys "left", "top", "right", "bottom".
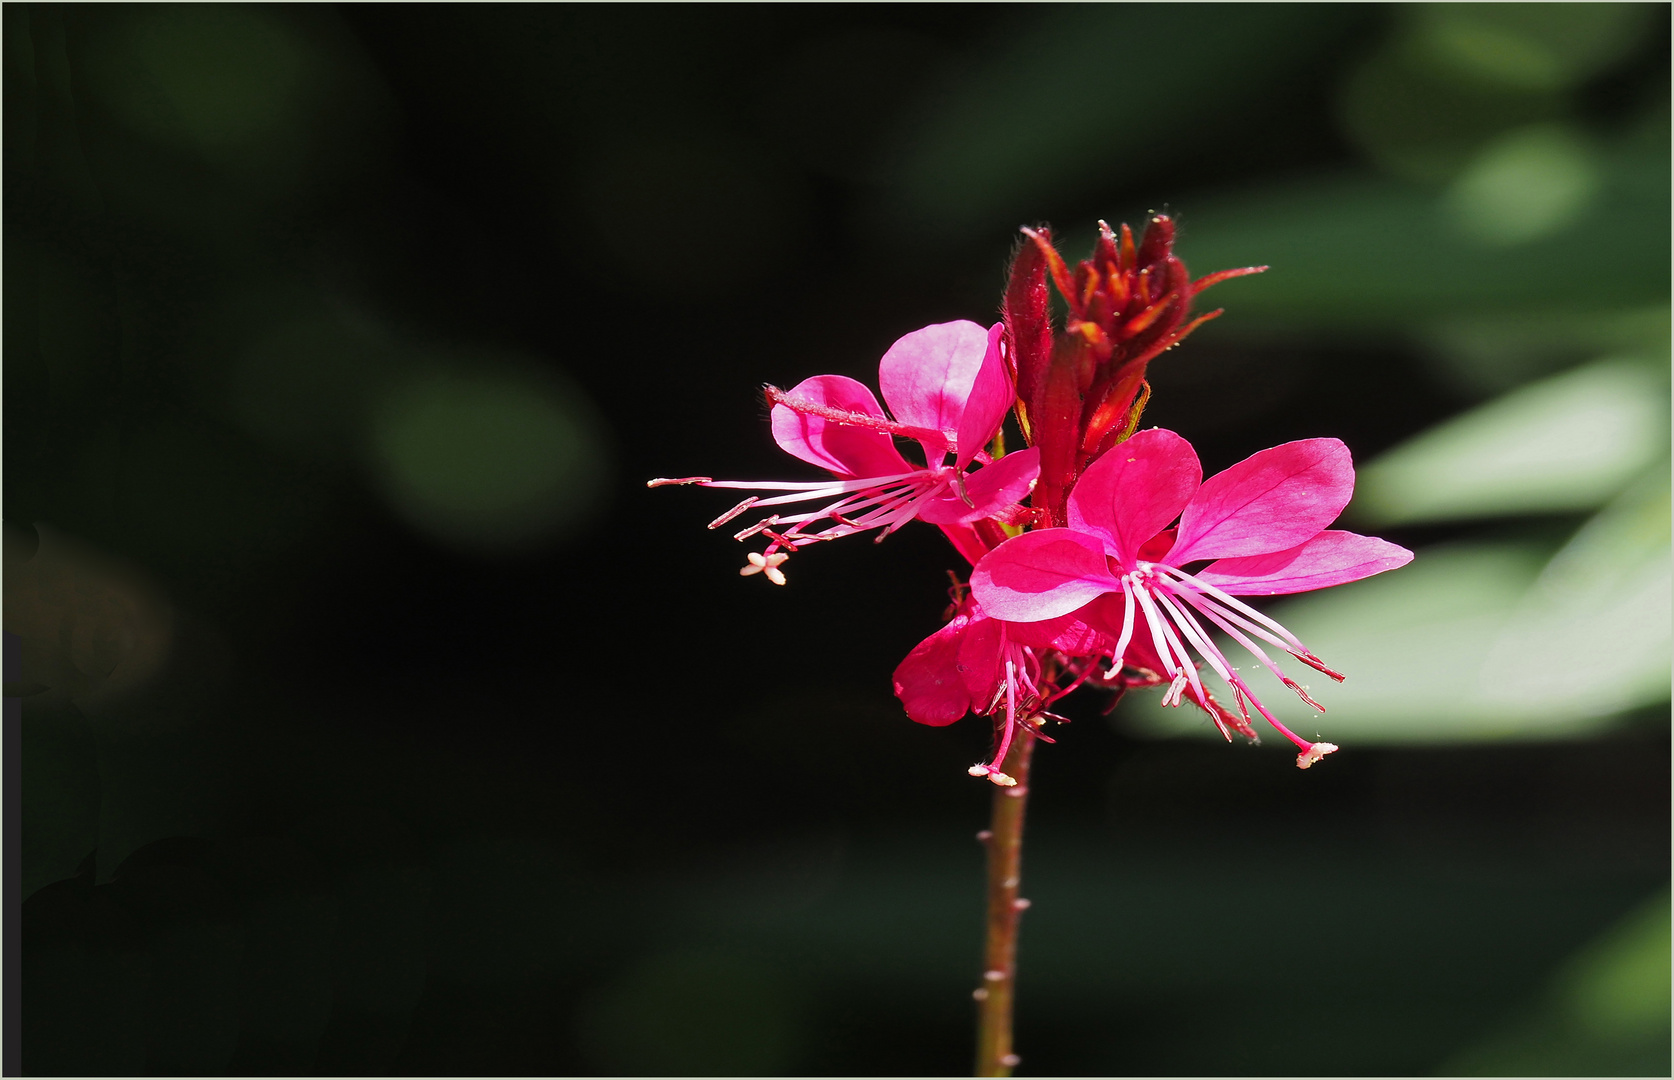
{"left": 876, "top": 321, "right": 994, "bottom": 463}
{"left": 964, "top": 446, "right": 1040, "bottom": 515}
{"left": 917, "top": 447, "right": 1041, "bottom": 525}
{"left": 936, "top": 522, "right": 991, "bottom": 566}
{"left": 956, "top": 614, "right": 1005, "bottom": 701}
{"left": 969, "top": 528, "right": 1119, "bottom": 622}
{"left": 1067, "top": 428, "right": 1201, "bottom": 565}
{"left": 1196, "top": 530, "right": 1414, "bottom": 595}
{"left": 952, "top": 323, "right": 1013, "bottom": 469}
{"left": 1170, "top": 438, "right": 1354, "bottom": 563}
{"left": 892, "top": 614, "right": 975, "bottom": 726}
{"left": 1006, "top": 608, "right": 1111, "bottom": 654}
{"left": 770, "top": 374, "right": 910, "bottom": 478}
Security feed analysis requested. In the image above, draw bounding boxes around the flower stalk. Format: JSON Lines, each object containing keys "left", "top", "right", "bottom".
{"left": 974, "top": 726, "right": 1035, "bottom": 1078}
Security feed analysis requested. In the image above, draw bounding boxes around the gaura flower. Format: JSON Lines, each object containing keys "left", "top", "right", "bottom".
{"left": 651, "top": 321, "right": 1040, "bottom": 582}
{"left": 969, "top": 428, "right": 1413, "bottom": 768}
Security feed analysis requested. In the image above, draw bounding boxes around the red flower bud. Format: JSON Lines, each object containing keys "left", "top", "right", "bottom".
{"left": 1001, "top": 229, "right": 1054, "bottom": 445}
{"left": 1000, "top": 214, "right": 1266, "bottom": 523}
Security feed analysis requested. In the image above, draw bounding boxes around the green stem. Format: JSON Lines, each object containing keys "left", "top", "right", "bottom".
{"left": 974, "top": 731, "right": 1036, "bottom": 1077}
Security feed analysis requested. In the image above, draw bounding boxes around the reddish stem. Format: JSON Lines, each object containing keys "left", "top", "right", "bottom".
{"left": 974, "top": 730, "right": 1036, "bottom": 1077}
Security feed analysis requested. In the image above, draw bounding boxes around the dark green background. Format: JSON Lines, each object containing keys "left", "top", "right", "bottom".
{"left": 9, "top": 4, "right": 1669, "bottom": 1075}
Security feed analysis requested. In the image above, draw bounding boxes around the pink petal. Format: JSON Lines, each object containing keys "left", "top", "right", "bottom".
{"left": 892, "top": 613, "right": 976, "bottom": 726}
{"left": 953, "top": 323, "right": 1013, "bottom": 469}
{"left": 956, "top": 613, "right": 1006, "bottom": 701}
{"left": 770, "top": 374, "right": 910, "bottom": 478}
{"left": 936, "top": 522, "right": 992, "bottom": 566}
{"left": 969, "top": 528, "right": 1119, "bottom": 622}
{"left": 1169, "top": 438, "right": 1353, "bottom": 564}
{"left": 1006, "top": 606, "right": 1112, "bottom": 654}
{"left": 1067, "top": 428, "right": 1201, "bottom": 565}
{"left": 1196, "top": 530, "right": 1414, "bottom": 595}
{"left": 917, "top": 447, "right": 1041, "bottom": 525}
{"left": 876, "top": 321, "right": 994, "bottom": 465}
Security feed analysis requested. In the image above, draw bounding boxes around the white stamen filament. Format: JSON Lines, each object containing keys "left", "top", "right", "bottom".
{"left": 1117, "top": 566, "right": 1331, "bottom": 756}
{"left": 1132, "top": 583, "right": 1204, "bottom": 704}
{"left": 1172, "top": 589, "right": 1323, "bottom": 713}
{"left": 1102, "top": 577, "right": 1140, "bottom": 682}
{"left": 1157, "top": 566, "right": 1309, "bottom": 655}
{"left": 1152, "top": 589, "right": 1237, "bottom": 685}
{"left": 1171, "top": 583, "right": 1304, "bottom": 660}
{"left": 1177, "top": 592, "right": 1287, "bottom": 680}
{"left": 742, "top": 478, "right": 917, "bottom": 514}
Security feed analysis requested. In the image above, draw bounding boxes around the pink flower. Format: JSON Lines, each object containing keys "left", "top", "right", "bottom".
{"left": 651, "top": 321, "right": 1039, "bottom": 582}
{"left": 969, "top": 428, "right": 1413, "bottom": 768}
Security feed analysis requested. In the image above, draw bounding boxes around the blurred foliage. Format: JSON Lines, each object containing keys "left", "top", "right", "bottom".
{"left": 576, "top": 949, "right": 804, "bottom": 1076}
{"left": 883, "top": 5, "right": 1372, "bottom": 236}
{"left": 1119, "top": 0, "right": 1670, "bottom": 758}
{"left": 1354, "top": 357, "right": 1668, "bottom": 523}
{"left": 1339, "top": 3, "right": 1657, "bottom": 181}
{"left": 7, "top": 3, "right": 1668, "bottom": 1077}
{"left": 366, "top": 360, "right": 608, "bottom": 552}
{"left": 1445, "top": 888, "right": 1671, "bottom": 1075}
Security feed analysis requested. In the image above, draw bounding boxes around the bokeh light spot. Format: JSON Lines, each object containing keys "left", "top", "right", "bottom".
{"left": 366, "top": 362, "right": 607, "bottom": 551}
{"left": 1415, "top": 2, "right": 1656, "bottom": 92}
{"left": 1446, "top": 124, "right": 1599, "bottom": 245}
{"left": 98, "top": 6, "right": 311, "bottom": 164}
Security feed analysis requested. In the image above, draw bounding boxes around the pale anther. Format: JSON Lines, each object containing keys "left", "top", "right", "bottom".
{"left": 1296, "top": 742, "right": 1339, "bottom": 769}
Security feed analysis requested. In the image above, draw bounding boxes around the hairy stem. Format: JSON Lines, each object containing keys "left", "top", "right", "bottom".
{"left": 974, "top": 731, "right": 1036, "bottom": 1077}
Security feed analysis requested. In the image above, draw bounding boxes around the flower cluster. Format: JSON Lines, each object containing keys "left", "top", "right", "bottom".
{"left": 653, "top": 216, "right": 1412, "bottom": 777}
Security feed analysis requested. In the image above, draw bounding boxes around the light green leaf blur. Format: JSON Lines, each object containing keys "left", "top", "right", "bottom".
{"left": 1353, "top": 357, "right": 1669, "bottom": 525}
{"left": 1444, "top": 124, "right": 1599, "bottom": 245}
{"left": 1478, "top": 468, "right": 1671, "bottom": 718}
{"left": 1416, "top": 306, "right": 1668, "bottom": 396}
{"left": 1171, "top": 126, "right": 1668, "bottom": 325}
{"left": 1413, "top": 2, "right": 1657, "bottom": 93}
